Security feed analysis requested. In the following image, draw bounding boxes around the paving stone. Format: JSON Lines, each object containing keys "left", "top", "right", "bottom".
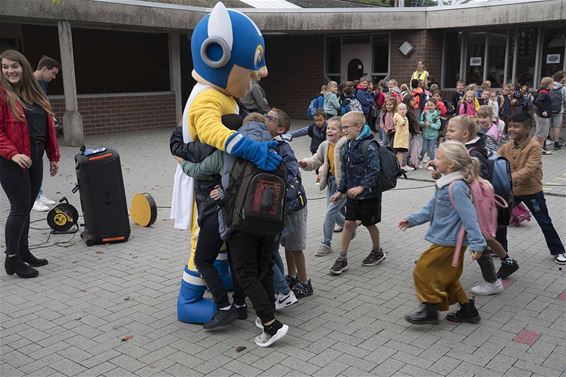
{"left": 1, "top": 127, "right": 565, "bottom": 377}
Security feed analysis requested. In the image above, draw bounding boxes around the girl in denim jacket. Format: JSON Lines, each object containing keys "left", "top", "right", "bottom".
{"left": 399, "top": 141, "right": 486, "bottom": 325}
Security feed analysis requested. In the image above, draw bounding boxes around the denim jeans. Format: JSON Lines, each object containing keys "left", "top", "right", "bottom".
{"left": 514, "top": 192, "right": 565, "bottom": 255}
{"left": 420, "top": 137, "right": 437, "bottom": 161}
{"left": 272, "top": 235, "right": 290, "bottom": 295}
{"left": 322, "top": 175, "right": 346, "bottom": 246}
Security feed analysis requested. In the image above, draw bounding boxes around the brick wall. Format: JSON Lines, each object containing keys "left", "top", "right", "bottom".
{"left": 390, "top": 30, "right": 443, "bottom": 87}
{"left": 261, "top": 35, "right": 326, "bottom": 120}
{"left": 49, "top": 93, "right": 177, "bottom": 135}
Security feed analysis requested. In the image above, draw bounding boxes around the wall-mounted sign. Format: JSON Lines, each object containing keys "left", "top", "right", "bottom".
{"left": 546, "top": 54, "right": 561, "bottom": 64}
{"left": 399, "top": 41, "right": 414, "bottom": 56}
{"left": 470, "top": 57, "right": 482, "bottom": 66}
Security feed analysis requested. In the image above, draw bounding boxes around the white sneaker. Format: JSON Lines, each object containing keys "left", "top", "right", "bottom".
{"left": 333, "top": 224, "right": 343, "bottom": 233}
{"left": 470, "top": 279, "right": 504, "bottom": 295}
{"left": 275, "top": 291, "right": 298, "bottom": 310}
{"left": 32, "top": 201, "right": 49, "bottom": 212}
{"left": 39, "top": 195, "right": 56, "bottom": 205}
{"left": 554, "top": 253, "right": 566, "bottom": 265}
{"left": 315, "top": 244, "right": 332, "bottom": 257}
{"left": 427, "top": 165, "right": 435, "bottom": 171}
{"left": 404, "top": 165, "right": 415, "bottom": 171}
{"left": 254, "top": 324, "right": 288, "bottom": 347}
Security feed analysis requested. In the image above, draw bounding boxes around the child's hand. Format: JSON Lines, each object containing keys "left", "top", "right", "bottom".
{"left": 315, "top": 174, "right": 321, "bottom": 183}
{"left": 398, "top": 219, "right": 410, "bottom": 231}
{"left": 209, "top": 185, "right": 221, "bottom": 201}
{"left": 424, "top": 121, "right": 430, "bottom": 127}
{"left": 347, "top": 186, "right": 364, "bottom": 198}
{"left": 431, "top": 171, "right": 441, "bottom": 180}
{"left": 298, "top": 160, "right": 307, "bottom": 168}
{"left": 330, "top": 192, "right": 342, "bottom": 203}
{"left": 470, "top": 251, "right": 482, "bottom": 260}
{"left": 173, "top": 156, "right": 184, "bottom": 164}
{"left": 542, "top": 111, "right": 548, "bottom": 117}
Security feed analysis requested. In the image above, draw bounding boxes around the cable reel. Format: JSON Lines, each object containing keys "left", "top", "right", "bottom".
{"left": 47, "top": 197, "right": 79, "bottom": 233}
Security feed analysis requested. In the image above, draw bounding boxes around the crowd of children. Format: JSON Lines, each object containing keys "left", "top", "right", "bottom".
{"left": 170, "top": 69, "right": 566, "bottom": 346}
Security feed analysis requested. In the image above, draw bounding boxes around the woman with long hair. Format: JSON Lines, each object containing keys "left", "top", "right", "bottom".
{"left": 0, "top": 49, "right": 60, "bottom": 278}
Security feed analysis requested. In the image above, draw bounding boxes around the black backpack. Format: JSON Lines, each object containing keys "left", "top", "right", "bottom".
{"left": 361, "top": 139, "right": 406, "bottom": 192}
{"left": 224, "top": 159, "right": 287, "bottom": 236}
{"left": 549, "top": 88, "right": 563, "bottom": 114}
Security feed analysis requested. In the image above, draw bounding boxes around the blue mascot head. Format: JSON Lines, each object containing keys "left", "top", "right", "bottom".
{"left": 191, "top": 2, "right": 268, "bottom": 99}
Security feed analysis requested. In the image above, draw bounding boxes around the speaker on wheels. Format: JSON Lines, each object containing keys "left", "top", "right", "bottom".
{"left": 74, "top": 147, "right": 130, "bottom": 246}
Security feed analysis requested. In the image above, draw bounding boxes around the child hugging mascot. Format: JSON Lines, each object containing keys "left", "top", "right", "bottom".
{"left": 171, "top": 2, "right": 281, "bottom": 324}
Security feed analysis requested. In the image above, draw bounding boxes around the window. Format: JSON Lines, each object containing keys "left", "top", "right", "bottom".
{"left": 372, "top": 34, "right": 389, "bottom": 75}
{"left": 541, "top": 28, "right": 566, "bottom": 79}
{"left": 325, "top": 36, "right": 341, "bottom": 82}
{"left": 443, "top": 31, "right": 462, "bottom": 88}
{"left": 515, "top": 27, "right": 537, "bottom": 87}
{"left": 466, "top": 33, "right": 486, "bottom": 85}
{"left": 487, "top": 32, "right": 507, "bottom": 88}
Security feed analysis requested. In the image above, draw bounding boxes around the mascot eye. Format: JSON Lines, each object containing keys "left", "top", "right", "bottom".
{"left": 254, "top": 45, "right": 263, "bottom": 66}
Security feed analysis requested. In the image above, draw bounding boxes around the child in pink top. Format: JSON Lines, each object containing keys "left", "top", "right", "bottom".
{"left": 380, "top": 95, "right": 397, "bottom": 147}
{"left": 459, "top": 90, "right": 477, "bottom": 117}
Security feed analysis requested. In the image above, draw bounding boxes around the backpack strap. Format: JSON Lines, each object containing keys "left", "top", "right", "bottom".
{"left": 448, "top": 182, "right": 466, "bottom": 268}
{"left": 361, "top": 139, "right": 375, "bottom": 160}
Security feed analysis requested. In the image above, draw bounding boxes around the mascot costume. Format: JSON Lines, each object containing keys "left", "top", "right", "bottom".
{"left": 171, "top": 2, "right": 281, "bottom": 324}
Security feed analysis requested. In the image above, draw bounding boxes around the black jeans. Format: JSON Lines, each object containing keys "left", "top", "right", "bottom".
{"left": 0, "top": 143, "right": 44, "bottom": 256}
{"left": 194, "top": 213, "right": 245, "bottom": 308}
{"left": 227, "top": 231, "right": 276, "bottom": 323}
{"left": 515, "top": 192, "right": 565, "bottom": 255}
{"left": 476, "top": 250, "right": 497, "bottom": 283}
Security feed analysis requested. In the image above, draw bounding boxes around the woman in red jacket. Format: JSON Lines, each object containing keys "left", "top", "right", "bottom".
{"left": 0, "top": 49, "right": 60, "bottom": 278}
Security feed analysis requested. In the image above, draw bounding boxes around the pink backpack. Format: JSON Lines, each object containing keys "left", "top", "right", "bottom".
{"left": 448, "top": 179, "right": 508, "bottom": 267}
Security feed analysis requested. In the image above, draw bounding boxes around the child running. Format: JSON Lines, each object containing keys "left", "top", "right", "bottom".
{"left": 299, "top": 116, "right": 348, "bottom": 256}
{"left": 329, "top": 111, "right": 385, "bottom": 275}
{"left": 400, "top": 141, "right": 485, "bottom": 325}
{"left": 498, "top": 113, "right": 566, "bottom": 264}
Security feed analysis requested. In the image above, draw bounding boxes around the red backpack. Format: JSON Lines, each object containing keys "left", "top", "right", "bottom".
{"left": 448, "top": 179, "right": 508, "bottom": 267}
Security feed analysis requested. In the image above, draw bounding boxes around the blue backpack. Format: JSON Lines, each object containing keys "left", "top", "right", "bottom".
{"left": 487, "top": 153, "right": 513, "bottom": 200}
{"left": 307, "top": 95, "right": 324, "bottom": 119}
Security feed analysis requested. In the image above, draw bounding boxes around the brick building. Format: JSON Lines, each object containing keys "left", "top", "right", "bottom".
{"left": 0, "top": 0, "right": 565, "bottom": 143}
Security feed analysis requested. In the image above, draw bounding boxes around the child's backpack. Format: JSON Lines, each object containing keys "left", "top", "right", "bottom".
{"left": 224, "top": 159, "right": 287, "bottom": 236}
{"left": 307, "top": 95, "right": 324, "bottom": 119}
{"left": 549, "top": 87, "right": 563, "bottom": 114}
{"left": 448, "top": 178, "right": 508, "bottom": 267}
{"left": 361, "top": 139, "right": 407, "bottom": 192}
{"left": 468, "top": 147, "right": 512, "bottom": 201}
{"left": 340, "top": 97, "right": 363, "bottom": 115}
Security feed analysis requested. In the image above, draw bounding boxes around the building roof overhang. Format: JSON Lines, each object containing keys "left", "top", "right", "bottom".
{"left": 1, "top": 0, "right": 564, "bottom": 33}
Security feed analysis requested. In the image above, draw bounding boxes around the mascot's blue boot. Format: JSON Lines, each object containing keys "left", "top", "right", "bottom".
{"left": 177, "top": 266, "right": 216, "bottom": 324}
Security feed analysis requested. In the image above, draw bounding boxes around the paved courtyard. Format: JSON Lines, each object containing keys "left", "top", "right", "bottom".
{"left": 1, "top": 123, "right": 565, "bottom": 377}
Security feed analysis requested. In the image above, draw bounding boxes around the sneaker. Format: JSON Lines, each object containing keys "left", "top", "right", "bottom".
{"left": 554, "top": 142, "right": 562, "bottom": 151}
{"left": 315, "top": 244, "right": 332, "bottom": 257}
{"left": 255, "top": 323, "right": 288, "bottom": 347}
{"left": 203, "top": 306, "right": 238, "bottom": 329}
{"left": 284, "top": 275, "right": 298, "bottom": 289}
{"left": 255, "top": 317, "right": 263, "bottom": 329}
{"left": 497, "top": 259, "right": 519, "bottom": 280}
{"left": 39, "top": 195, "right": 56, "bottom": 205}
{"left": 235, "top": 304, "right": 248, "bottom": 320}
{"left": 275, "top": 291, "right": 298, "bottom": 310}
{"left": 361, "top": 248, "right": 386, "bottom": 267}
{"left": 427, "top": 165, "right": 435, "bottom": 171}
{"left": 32, "top": 201, "right": 49, "bottom": 212}
{"left": 292, "top": 279, "right": 313, "bottom": 299}
{"left": 329, "top": 257, "right": 348, "bottom": 275}
{"left": 446, "top": 297, "right": 481, "bottom": 324}
{"left": 554, "top": 253, "right": 566, "bottom": 265}
{"left": 333, "top": 224, "right": 344, "bottom": 233}
{"left": 542, "top": 149, "right": 552, "bottom": 155}
{"left": 470, "top": 279, "right": 504, "bottom": 296}
{"left": 404, "top": 165, "right": 415, "bottom": 171}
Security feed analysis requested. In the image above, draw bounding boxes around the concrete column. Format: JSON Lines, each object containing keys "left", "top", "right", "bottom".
{"left": 169, "top": 32, "right": 182, "bottom": 123}
{"left": 58, "top": 20, "right": 84, "bottom": 146}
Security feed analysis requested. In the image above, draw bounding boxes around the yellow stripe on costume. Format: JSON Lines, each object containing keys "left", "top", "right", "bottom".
{"left": 189, "top": 88, "right": 239, "bottom": 151}
{"left": 188, "top": 199, "right": 199, "bottom": 271}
